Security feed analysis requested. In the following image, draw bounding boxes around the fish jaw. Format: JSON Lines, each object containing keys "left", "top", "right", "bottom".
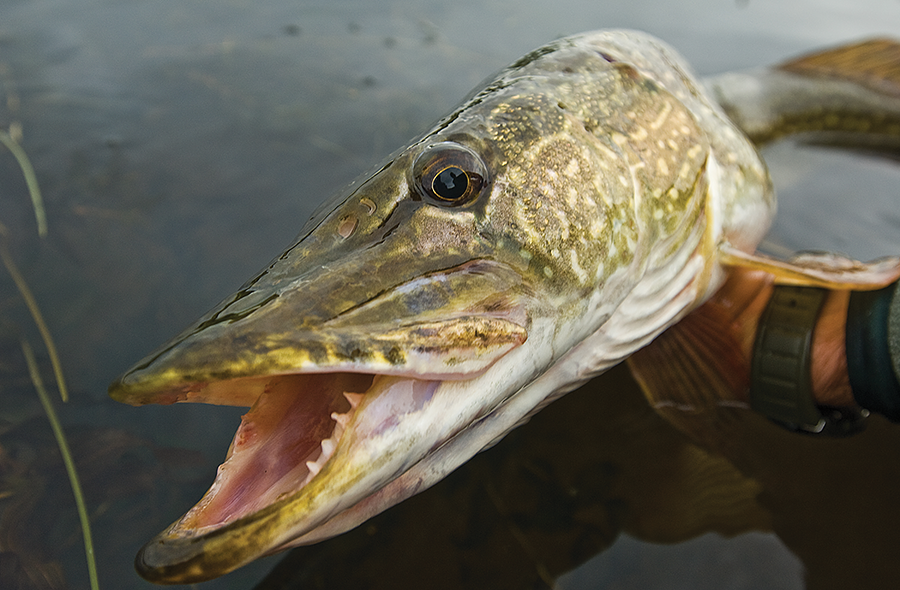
{"left": 131, "top": 324, "right": 558, "bottom": 584}
{"left": 118, "top": 285, "right": 536, "bottom": 584}
{"left": 108, "top": 186, "right": 535, "bottom": 583}
{"left": 109, "top": 197, "right": 535, "bottom": 583}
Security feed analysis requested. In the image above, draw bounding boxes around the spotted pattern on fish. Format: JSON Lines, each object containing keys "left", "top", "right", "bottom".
{"left": 459, "top": 54, "right": 714, "bottom": 299}
{"left": 115, "top": 31, "right": 771, "bottom": 402}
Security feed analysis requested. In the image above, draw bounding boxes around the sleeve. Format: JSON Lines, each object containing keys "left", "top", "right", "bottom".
{"left": 846, "top": 281, "right": 900, "bottom": 421}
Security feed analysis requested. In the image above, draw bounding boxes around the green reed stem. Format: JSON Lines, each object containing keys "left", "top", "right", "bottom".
{"left": 0, "top": 235, "right": 69, "bottom": 402}
{"left": 21, "top": 338, "right": 100, "bottom": 590}
{"left": 0, "top": 129, "right": 47, "bottom": 237}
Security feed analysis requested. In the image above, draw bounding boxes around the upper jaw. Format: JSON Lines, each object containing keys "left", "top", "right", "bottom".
{"left": 109, "top": 258, "right": 531, "bottom": 407}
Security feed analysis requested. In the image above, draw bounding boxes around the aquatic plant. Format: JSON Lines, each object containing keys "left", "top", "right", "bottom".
{"left": 0, "top": 127, "right": 99, "bottom": 590}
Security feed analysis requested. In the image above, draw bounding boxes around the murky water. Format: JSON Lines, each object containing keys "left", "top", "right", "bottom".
{"left": 1, "top": 0, "right": 899, "bottom": 588}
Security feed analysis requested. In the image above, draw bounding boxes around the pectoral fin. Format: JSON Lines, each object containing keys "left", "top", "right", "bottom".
{"left": 719, "top": 245, "right": 900, "bottom": 289}
{"left": 627, "top": 280, "right": 754, "bottom": 445}
{"left": 635, "top": 248, "right": 900, "bottom": 441}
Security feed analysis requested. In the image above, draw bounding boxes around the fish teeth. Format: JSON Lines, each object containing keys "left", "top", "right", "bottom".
{"left": 303, "top": 401, "right": 358, "bottom": 483}
{"left": 343, "top": 392, "right": 363, "bottom": 409}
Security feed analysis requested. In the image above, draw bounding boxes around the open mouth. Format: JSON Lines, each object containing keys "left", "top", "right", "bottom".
{"left": 168, "top": 371, "right": 447, "bottom": 536}
{"left": 114, "top": 311, "right": 529, "bottom": 545}
{"left": 174, "top": 372, "right": 373, "bottom": 533}
{"left": 128, "top": 364, "right": 458, "bottom": 583}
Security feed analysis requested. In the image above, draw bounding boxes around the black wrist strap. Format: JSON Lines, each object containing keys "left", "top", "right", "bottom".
{"left": 750, "top": 285, "right": 867, "bottom": 436}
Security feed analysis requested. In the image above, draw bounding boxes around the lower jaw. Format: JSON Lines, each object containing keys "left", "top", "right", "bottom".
{"left": 166, "top": 371, "right": 445, "bottom": 536}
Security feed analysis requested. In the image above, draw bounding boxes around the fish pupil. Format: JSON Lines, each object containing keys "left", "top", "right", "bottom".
{"left": 411, "top": 142, "right": 488, "bottom": 206}
{"left": 433, "top": 166, "right": 468, "bottom": 200}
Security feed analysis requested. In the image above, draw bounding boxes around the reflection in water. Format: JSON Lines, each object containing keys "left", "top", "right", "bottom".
{"left": 1, "top": 0, "right": 899, "bottom": 588}
{"left": 630, "top": 272, "right": 900, "bottom": 590}
{"left": 250, "top": 364, "right": 899, "bottom": 590}
{"left": 0, "top": 334, "right": 209, "bottom": 589}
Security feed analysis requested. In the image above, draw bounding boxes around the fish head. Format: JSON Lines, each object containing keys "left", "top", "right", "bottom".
{"left": 109, "top": 31, "right": 771, "bottom": 583}
{"left": 113, "top": 135, "right": 538, "bottom": 404}
{"left": 109, "top": 89, "right": 604, "bottom": 581}
{"left": 109, "top": 131, "right": 539, "bottom": 575}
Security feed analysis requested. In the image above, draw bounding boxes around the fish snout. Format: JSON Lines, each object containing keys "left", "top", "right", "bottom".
{"left": 109, "top": 259, "right": 530, "bottom": 406}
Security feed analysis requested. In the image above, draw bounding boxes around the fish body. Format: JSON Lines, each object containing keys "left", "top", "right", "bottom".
{"left": 109, "top": 31, "right": 899, "bottom": 583}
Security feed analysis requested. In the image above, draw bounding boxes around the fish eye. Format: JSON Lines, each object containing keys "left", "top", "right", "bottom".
{"left": 411, "top": 142, "right": 488, "bottom": 206}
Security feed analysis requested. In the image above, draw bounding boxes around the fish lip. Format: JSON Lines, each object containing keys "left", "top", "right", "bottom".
{"left": 135, "top": 530, "right": 215, "bottom": 584}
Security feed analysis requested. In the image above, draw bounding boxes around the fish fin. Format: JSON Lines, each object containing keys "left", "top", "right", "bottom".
{"left": 719, "top": 245, "right": 900, "bottom": 290}
{"left": 627, "top": 291, "right": 751, "bottom": 445}
{"left": 778, "top": 38, "right": 900, "bottom": 99}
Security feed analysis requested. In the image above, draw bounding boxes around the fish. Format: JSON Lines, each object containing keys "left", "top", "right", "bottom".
{"left": 108, "top": 30, "right": 900, "bottom": 583}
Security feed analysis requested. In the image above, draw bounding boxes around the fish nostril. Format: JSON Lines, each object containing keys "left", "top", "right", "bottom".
{"left": 338, "top": 214, "right": 359, "bottom": 239}
{"left": 360, "top": 197, "right": 377, "bottom": 215}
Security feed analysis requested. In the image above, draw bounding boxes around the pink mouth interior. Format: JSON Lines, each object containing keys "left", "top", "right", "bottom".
{"left": 176, "top": 372, "right": 374, "bottom": 531}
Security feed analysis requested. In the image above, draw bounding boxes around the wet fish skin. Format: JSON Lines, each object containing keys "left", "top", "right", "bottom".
{"left": 111, "top": 30, "right": 776, "bottom": 582}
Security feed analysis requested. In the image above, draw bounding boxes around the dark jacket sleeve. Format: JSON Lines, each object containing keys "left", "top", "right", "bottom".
{"left": 846, "top": 281, "right": 900, "bottom": 421}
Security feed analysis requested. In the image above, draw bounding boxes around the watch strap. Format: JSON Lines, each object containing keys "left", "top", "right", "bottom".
{"left": 750, "top": 284, "right": 867, "bottom": 436}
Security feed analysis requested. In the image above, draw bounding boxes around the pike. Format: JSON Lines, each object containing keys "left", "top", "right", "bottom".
{"left": 109, "top": 31, "right": 900, "bottom": 583}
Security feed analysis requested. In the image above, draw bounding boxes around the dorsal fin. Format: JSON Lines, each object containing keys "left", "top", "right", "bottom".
{"left": 778, "top": 38, "right": 900, "bottom": 99}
